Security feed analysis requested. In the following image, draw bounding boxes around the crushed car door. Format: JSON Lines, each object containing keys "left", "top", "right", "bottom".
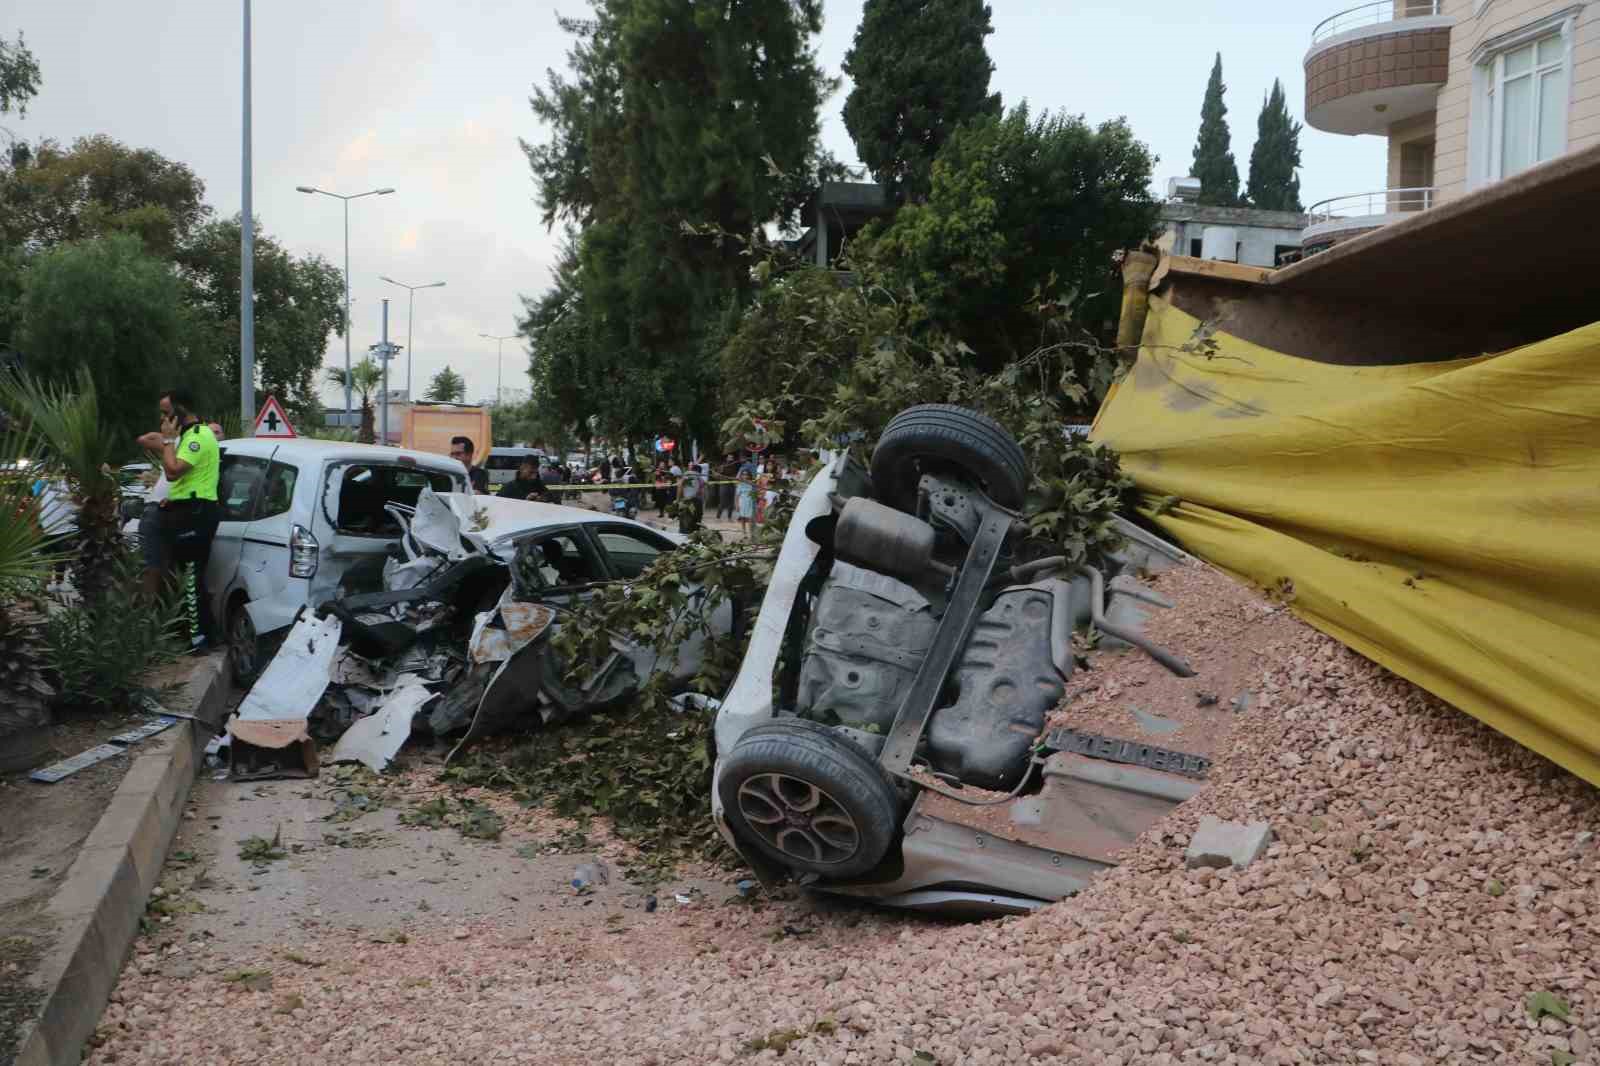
{"left": 584, "top": 524, "right": 731, "bottom": 681}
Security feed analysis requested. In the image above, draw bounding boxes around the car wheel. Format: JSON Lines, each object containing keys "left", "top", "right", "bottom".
{"left": 869, "top": 403, "right": 1028, "bottom": 514}
{"left": 718, "top": 718, "right": 901, "bottom": 879}
{"left": 228, "top": 600, "right": 265, "bottom": 687}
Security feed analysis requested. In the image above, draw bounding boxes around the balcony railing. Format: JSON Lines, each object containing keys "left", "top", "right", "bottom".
{"left": 1306, "top": 187, "right": 1437, "bottom": 222}
{"left": 1311, "top": 0, "right": 1443, "bottom": 47}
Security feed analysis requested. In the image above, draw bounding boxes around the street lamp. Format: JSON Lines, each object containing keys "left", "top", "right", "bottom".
{"left": 295, "top": 184, "right": 395, "bottom": 418}
{"left": 380, "top": 277, "right": 445, "bottom": 401}
{"left": 479, "top": 333, "right": 519, "bottom": 406}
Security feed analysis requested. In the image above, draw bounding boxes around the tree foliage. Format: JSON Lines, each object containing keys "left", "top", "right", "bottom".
{"left": 1246, "top": 79, "right": 1303, "bottom": 212}
{"left": 0, "top": 135, "right": 211, "bottom": 257}
{"left": 15, "top": 234, "right": 197, "bottom": 443}
{"left": 176, "top": 216, "right": 344, "bottom": 423}
{"left": 0, "top": 31, "right": 40, "bottom": 119}
{"left": 1191, "top": 54, "right": 1240, "bottom": 207}
{"left": 841, "top": 0, "right": 1001, "bottom": 202}
{"left": 0, "top": 31, "right": 40, "bottom": 117}
{"left": 325, "top": 358, "right": 383, "bottom": 443}
{"left": 520, "top": 0, "right": 834, "bottom": 448}
{"left": 426, "top": 365, "right": 466, "bottom": 403}
{"left": 860, "top": 104, "right": 1158, "bottom": 374}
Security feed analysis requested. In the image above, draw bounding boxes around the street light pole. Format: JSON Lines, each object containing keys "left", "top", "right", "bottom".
{"left": 240, "top": 0, "right": 255, "bottom": 432}
{"left": 295, "top": 184, "right": 395, "bottom": 425}
{"left": 380, "top": 277, "right": 446, "bottom": 400}
{"left": 479, "top": 333, "right": 519, "bottom": 406}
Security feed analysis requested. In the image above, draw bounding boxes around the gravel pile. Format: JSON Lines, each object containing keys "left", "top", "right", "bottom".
{"left": 88, "top": 567, "right": 1598, "bottom": 1066}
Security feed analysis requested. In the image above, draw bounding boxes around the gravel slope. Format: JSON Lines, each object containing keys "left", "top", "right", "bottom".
{"left": 88, "top": 565, "right": 1598, "bottom": 1066}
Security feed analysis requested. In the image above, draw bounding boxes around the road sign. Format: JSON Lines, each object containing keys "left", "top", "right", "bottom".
{"left": 253, "top": 394, "right": 297, "bottom": 438}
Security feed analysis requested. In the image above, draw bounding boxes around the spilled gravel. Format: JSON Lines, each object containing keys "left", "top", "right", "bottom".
{"left": 87, "top": 564, "right": 1598, "bottom": 1066}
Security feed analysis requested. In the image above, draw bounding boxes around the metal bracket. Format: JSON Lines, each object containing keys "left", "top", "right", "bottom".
{"left": 918, "top": 473, "right": 984, "bottom": 542}
{"left": 878, "top": 506, "right": 1013, "bottom": 778}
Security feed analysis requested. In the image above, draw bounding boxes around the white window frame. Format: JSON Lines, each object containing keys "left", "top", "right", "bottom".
{"left": 1467, "top": 9, "right": 1579, "bottom": 189}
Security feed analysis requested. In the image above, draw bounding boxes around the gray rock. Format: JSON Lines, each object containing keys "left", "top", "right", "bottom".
{"left": 1130, "top": 706, "right": 1181, "bottom": 736}
{"left": 1185, "top": 816, "right": 1273, "bottom": 870}
{"left": 1230, "top": 692, "right": 1254, "bottom": 713}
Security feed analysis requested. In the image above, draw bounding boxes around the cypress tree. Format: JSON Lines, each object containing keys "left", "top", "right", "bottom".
{"left": 1191, "top": 53, "right": 1240, "bottom": 206}
{"left": 1246, "top": 79, "right": 1304, "bottom": 211}
{"left": 842, "top": 0, "right": 1002, "bottom": 203}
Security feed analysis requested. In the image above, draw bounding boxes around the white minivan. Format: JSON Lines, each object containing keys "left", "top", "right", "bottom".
{"left": 483, "top": 446, "right": 545, "bottom": 489}
{"left": 204, "top": 439, "right": 469, "bottom": 682}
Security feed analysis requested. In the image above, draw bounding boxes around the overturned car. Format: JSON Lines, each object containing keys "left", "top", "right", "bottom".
{"left": 712, "top": 405, "right": 1200, "bottom": 916}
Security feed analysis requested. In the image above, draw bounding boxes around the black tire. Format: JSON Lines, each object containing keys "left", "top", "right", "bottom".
{"left": 869, "top": 404, "right": 1028, "bottom": 514}
{"left": 718, "top": 719, "right": 901, "bottom": 879}
{"left": 227, "top": 599, "right": 270, "bottom": 687}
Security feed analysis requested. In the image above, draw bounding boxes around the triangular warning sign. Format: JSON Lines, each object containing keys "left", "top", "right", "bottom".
{"left": 252, "top": 395, "right": 297, "bottom": 439}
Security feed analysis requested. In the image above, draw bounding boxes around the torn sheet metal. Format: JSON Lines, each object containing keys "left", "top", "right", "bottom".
{"left": 410, "top": 486, "right": 470, "bottom": 560}
{"left": 329, "top": 682, "right": 436, "bottom": 772}
{"left": 229, "top": 612, "right": 341, "bottom": 780}
{"left": 108, "top": 715, "right": 180, "bottom": 746}
{"left": 468, "top": 602, "right": 556, "bottom": 664}
{"left": 29, "top": 744, "right": 125, "bottom": 783}
{"left": 236, "top": 613, "right": 343, "bottom": 723}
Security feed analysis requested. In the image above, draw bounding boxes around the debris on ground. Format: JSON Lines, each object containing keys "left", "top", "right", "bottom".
{"left": 1183, "top": 814, "right": 1272, "bottom": 869}
{"left": 86, "top": 559, "right": 1600, "bottom": 1066}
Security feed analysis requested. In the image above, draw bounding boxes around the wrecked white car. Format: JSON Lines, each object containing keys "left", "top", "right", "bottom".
{"left": 712, "top": 405, "right": 1201, "bottom": 916}
{"left": 224, "top": 488, "right": 731, "bottom": 777}
{"left": 198, "top": 439, "right": 471, "bottom": 685}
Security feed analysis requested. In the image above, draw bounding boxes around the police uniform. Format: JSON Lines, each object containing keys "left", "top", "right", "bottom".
{"left": 161, "top": 421, "right": 221, "bottom": 648}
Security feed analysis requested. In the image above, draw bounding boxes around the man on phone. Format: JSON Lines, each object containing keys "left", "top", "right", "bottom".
{"left": 136, "top": 387, "right": 221, "bottom": 652}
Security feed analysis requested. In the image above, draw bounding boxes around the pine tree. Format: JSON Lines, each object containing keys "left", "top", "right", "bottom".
{"left": 1191, "top": 53, "right": 1240, "bottom": 207}
{"left": 842, "top": 0, "right": 1002, "bottom": 202}
{"left": 1246, "top": 79, "right": 1303, "bottom": 212}
{"left": 426, "top": 365, "right": 465, "bottom": 403}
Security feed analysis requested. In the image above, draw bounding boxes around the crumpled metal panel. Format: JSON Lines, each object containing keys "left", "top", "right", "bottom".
{"left": 926, "top": 585, "right": 1065, "bottom": 790}
{"left": 795, "top": 563, "right": 937, "bottom": 734}
{"left": 329, "top": 682, "right": 436, "bottom": 772}
{"left": 468, "top": 602, "right": 556, "bottom": 664}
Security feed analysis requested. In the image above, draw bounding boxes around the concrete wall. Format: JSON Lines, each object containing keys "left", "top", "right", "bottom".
{"left": 1428, "top": 0, "right": 1600, "bottom": 199}
{"left": 1159, "top": 204, "right": 1311, "bottom": 267}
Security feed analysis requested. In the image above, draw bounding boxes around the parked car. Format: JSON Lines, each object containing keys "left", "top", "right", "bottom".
{"left": 203, "top": 438, "right": 470, "bottom": 684}
{"left": 483, "top": 446, "right": 546, "bottom": 490}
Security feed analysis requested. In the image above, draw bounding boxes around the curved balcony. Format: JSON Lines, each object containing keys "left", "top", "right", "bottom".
{"left": 1305, "top": 1, "right": 1453, "bottom": 135}
{"left": 1301, "top": 187, "right": 1437, "bottom": 253}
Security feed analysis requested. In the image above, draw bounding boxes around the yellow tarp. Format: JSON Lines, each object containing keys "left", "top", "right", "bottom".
{"left": 1093, "top": 295, "right": 1600, "bottom": 786}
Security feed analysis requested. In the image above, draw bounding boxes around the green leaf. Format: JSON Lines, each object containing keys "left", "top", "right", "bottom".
{"left": 1526, "top": 990, "right": 1571, "bottom": 1023}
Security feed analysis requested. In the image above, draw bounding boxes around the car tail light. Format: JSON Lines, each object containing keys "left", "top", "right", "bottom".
{"left": 290, "top": 523, "right": 319, "bottom": 578}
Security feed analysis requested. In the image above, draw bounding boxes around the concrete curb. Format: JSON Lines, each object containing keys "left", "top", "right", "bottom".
{"left": 14, "top": 655, "right": 229, "bottom": 1066}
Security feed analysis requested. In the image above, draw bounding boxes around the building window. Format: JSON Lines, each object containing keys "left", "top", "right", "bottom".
{"left": 1482, "top": 30, "right": 1568, "bottom": 180}
{"left": 1188, "top": 238, "right": 1203, "bottom": 257}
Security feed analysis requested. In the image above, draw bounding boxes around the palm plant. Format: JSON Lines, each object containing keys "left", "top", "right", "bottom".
{"left": 0, "top": 369, "right": 125, "bottom": 605}
{"left": 324, "top": 358, "right": 384, "bottom": 444}
{"left": 0, "top": 411, "right": 63, "bottom": 737}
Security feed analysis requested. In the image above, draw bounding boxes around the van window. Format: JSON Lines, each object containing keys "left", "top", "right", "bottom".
{"left": 218, "top": 455, "right": 267, "bottom": 522}
{"left": 485, "top": 453, "right": 533, "bottom": 471}
{"left": 256, "top": 461, "right": 298, "bottom": 521}
{"left": 334, "top": 464, "right": 457, "bottom": 535}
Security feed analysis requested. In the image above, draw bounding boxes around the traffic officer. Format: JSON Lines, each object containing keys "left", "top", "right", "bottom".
{"left": 139, "top": 387, "right": 221, "bottom": 652}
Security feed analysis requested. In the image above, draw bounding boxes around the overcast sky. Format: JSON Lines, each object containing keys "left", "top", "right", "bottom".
{"left": 7, "top": 0, "right": 1382, "bottom": 410}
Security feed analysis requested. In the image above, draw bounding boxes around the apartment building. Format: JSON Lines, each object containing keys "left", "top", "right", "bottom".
{"left": 1301, "top": 0, "right": 1600, "bottom": 250}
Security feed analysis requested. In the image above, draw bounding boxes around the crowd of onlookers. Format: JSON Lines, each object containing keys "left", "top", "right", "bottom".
{"left": 489, "top": 445, "right": 803, "bottom": 540}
